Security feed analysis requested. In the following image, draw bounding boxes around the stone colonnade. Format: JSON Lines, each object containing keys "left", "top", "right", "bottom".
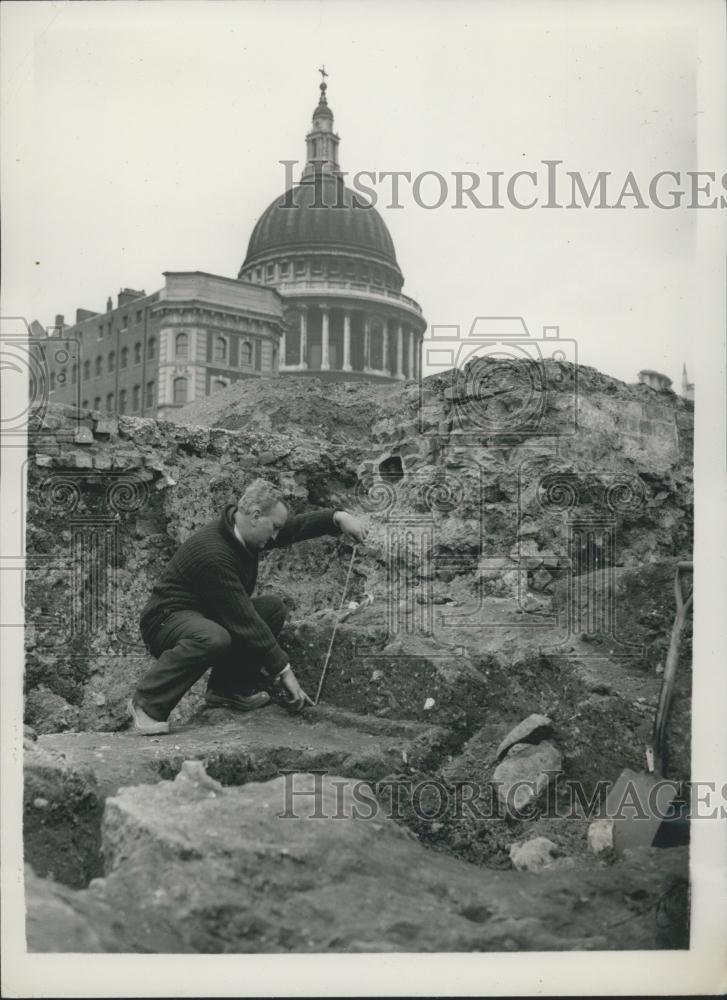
{"left": 281, "top": 304, "right": 421, "bottom": 380}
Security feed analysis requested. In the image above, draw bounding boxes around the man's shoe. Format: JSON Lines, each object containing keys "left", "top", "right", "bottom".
{"left": 127, "top": 697, "right": 170, "bottom": 735}
{"left": 205, "top": 689, "right": 271, "bottom": 712}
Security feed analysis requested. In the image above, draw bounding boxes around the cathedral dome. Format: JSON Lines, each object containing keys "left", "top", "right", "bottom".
{"left": 241, "top": 175, "right": 399, "bottom": 272}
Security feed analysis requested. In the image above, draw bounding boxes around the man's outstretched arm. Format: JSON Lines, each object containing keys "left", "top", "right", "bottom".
{"left": 265, "top": 508, "right": 367, "bottom": 549}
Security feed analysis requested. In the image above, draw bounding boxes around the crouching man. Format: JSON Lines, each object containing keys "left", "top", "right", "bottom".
{"left": 129, "top": 478, "right": 367, "bottom": 734}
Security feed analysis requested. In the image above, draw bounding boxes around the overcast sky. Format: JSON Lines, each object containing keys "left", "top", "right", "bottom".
{"left": 1, "top": 0, "right": 724, "bottom": 387}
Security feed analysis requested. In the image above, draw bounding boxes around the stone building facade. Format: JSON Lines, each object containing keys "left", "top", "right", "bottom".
{"left": 39, "top": 274, "right": 284, "bottom": 419}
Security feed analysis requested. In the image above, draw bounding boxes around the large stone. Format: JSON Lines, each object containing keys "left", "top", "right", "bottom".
{"left": 29, "top": 771, "right": 687, "bottom": 953}
{"left": 25, "top": 867, "right": 123, "bottom": 952}
{"left": 33, "top": 705, "right": 449, "bottom": 800}
{"left": 495, "top": 713, "right": 554, "bottom": 761}
{"left": 509, "top": 836, "right": 560, "bottom": 872}
{"left": 492, "top": 741, "right": 563, "bottom": 813}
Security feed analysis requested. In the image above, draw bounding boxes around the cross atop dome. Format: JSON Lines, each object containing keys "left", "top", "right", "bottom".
{"left": 313, "top": 65, "right": 333, "bottom": 120}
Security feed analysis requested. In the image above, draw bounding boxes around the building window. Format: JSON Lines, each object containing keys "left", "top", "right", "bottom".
{"left": 214, "top": 335, "right": 227, "bottom": 363}
{"left": 50, "top": 371, "right": 56, "bottom": 391}
{"left": 122, "top": 315, "right": 129, "bottom": 329}
{"left": 147, "top": 336, "right": 156, "bottom": 360}
{"left": 119, "top": 389, "right": 127, "bottom": 414}
{"left": 98, "top": 325, "right": 103, "bottom": 340}
{"left": 255, "top": 267, "right": 262, "bottom": 281}
{"left": 311, "top": 259, "right": 323, "bottom": 275}
{"left": 240, "top": 341, "right": 252, "bottom": 366}
{"left": 145, "top": 380, "right": 155, "bottom": 408}
{"left": 121, "top": 346, "right": 129, "bottom": 369}
{"left": 71, "top": 363, "right": 77, "bottom": 384}
{"left": 83, "top": 360, "right": 91, "bottom": 380}
{"left": 173, "top": 377, "right": 187, "bottom": 404}
{"left": 107, "top": 324, "right": 113, "bottom": 337}
{"left": 295, "top": 260, "right": 306, "bottom": 276}
{"left": 132, "top": 384, "right": 140, "bottom": 411}
{"left": 266, "top": 263, "right": 275, "bottom": 279}
{"left": 175, "top": 332, "right": 188, "bottom": 359}
{"left": 82, "top": 399, "right": 89, "bottom": 409}
{"left": 134, "top": 342, "right": 142, "bottom": 365}
{"left": 108, "top": 351, "right": 115, "bottom": 373}
{"left": 345, "top": 261, "right": 355, "bottom": 279}
{"left": 136, "top": 310, "right": 143, "bottom": 323}
{"left": 95, "top": 355, "right": 103, "bottom": 376}
{"left": 212, "top": 378, "right": 228, "bottom": 394}
{"left": 106, "top": 392, "right": 114, "bottom": 412}
{"left": 94, "top": 396, "right": 102, "bottom": 410}
{"left": 280, "top": 261, "right": 289, "bottom": 277}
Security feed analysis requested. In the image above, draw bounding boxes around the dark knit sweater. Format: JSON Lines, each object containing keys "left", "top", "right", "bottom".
{"left": 140, "top": 504, "right": 342, "bottom": 675}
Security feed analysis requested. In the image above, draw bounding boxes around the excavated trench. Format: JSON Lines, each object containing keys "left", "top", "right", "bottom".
{"left": 24, "top": 624, "right": 691, "bottom": 897}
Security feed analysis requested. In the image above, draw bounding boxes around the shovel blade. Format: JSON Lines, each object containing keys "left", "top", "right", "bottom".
{"left": 605, "top": 768, "right": 680, "bottom": 856}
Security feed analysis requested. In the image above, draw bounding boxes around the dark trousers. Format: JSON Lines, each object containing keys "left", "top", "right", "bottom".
{"left": 135, "top": 595, "right": 287, "bottom": 721}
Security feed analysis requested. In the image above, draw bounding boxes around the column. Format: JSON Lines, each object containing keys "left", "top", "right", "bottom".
{"left": 363, "top": 317, "right": 371, "bottom": 372}
{"left": 343, "top": 311, "right": 352, "bottom": 371}
{"left": 382, "top": 320, "right": 389, "bottom": 376}
{"left": 321, "top": 306, "right": 330, "bottom": 370}
{"left": 299, "top": 308, "right": 308, "bottom": 369}
{"left": 396, "top": 323, "right": 404, "bottom": 379}
{"left": 407, "top": 327, "right": 414, "bottom": 381}
{"left": 280, "top": 327, "right": 286, "bottom": 371}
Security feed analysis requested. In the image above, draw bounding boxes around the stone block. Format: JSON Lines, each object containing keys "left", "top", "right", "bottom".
{"left": 66, "top": 451, "right": 94, "bottom": 469}
{"left": 111, "top": 452, "right": 142, "bottom": 469}
{"left": 34, "top": 437, "right": 61, "bottom": 455}
{"left": 93, "top": 417, "right": 118, "bottom": 437}
{"left": 492, "top": 741, "right": 562, "bottom": 813}
{"left": 73, "top": 427, "right": 94, "bottom": 445}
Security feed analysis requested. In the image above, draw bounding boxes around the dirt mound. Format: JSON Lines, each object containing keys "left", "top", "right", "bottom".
{"left": 171, "top": 375, "right": 409, "bottom": 446}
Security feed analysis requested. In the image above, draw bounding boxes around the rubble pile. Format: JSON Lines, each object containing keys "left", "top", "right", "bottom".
{"left": 22, "top": 363, "right": 693, "bottom": 951}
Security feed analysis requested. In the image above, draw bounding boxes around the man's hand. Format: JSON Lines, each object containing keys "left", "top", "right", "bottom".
{"left": 333, "top": 511, "right": 368, "bottom": 543}
{"left": 274, "top": 664, "right": 314, "bottom": 713}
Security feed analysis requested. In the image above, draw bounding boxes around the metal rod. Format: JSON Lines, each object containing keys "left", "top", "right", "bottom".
{"left": 314, "top": 544, "right": 358, "bottom": 705}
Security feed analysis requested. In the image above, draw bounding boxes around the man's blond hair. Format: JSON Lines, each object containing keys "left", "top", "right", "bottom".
{"left": 237, "top": 478, "right": 285, "bottom": 517}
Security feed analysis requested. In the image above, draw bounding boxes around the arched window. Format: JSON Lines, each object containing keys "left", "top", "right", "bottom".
{"left": 132, "top": 384, "right": 141, "bottom": 411}
{"left": 175, "top": 332, "right": 188, "bottom": 359}
{"left": 173, "top": 377, "right": 187, "bottom": 404}
{"left": 240, "top": 341, "right": 252, "bottom": 365}
{"left": 83, "top": 360, "right": 91, "bottom": 380}
{"left": 106, "top": 392, "right": 114, "bottom": 412}
{"left": 214, "top": 336, "right": 226, "bottom": 363}
{"left": 145, "top": 380, "right": 155, "bottom": 408}
{"left": 121, "top": 346, "right": 129, "bottom": 369}
{"left": 134, "top": 342, "right": 142, "bottom": 365}
{"left": 119, "top": 389, "right": 127, "bottom": 414}
{"left": 95, "top": 355, "right": 102, "bottom": 376}
{"left": 71, "top": 363, "right": 77, "bottom": 384}
{"left": 147, "top": 336, "right": 156, "bottom": 360}
{"left": 108, "top": 351, "right": 115, "bottom": 373}
{"left": 50, "top": 371, "right": 56, "bottom": 391}
{"left": 93, "top": 396, "right": 102, "bottom": 410}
